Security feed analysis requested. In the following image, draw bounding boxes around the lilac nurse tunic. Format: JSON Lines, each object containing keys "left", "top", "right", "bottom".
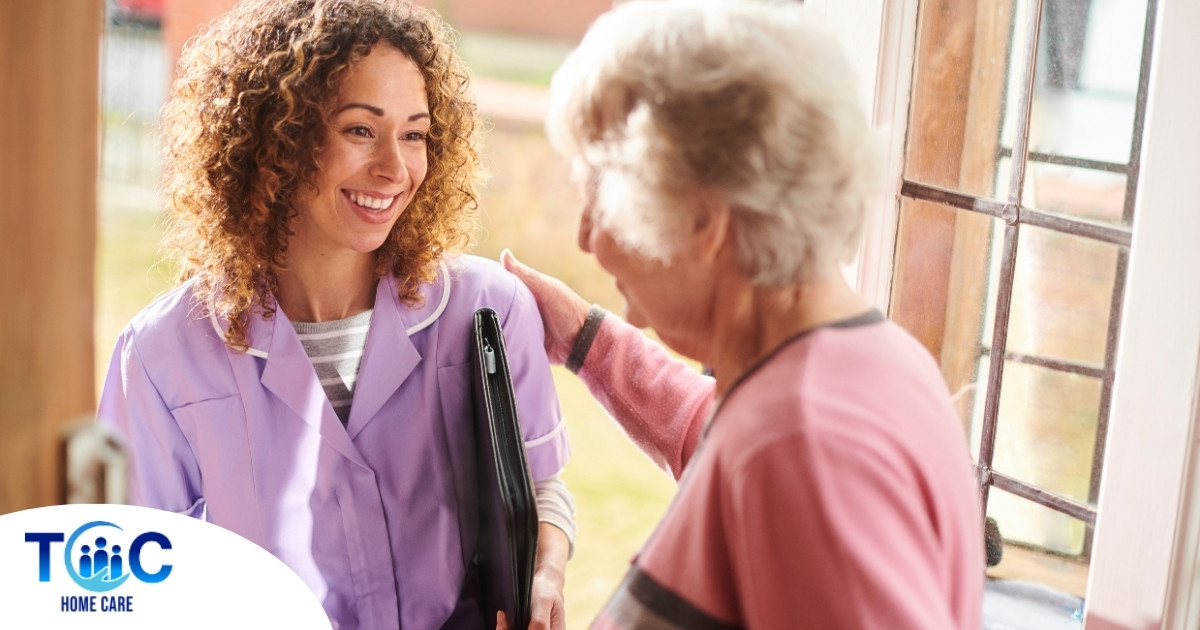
{"left": 97, "top": 255, "right": 570, "bottom": 629}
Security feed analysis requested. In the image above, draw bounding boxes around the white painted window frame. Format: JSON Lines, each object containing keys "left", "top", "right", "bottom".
{"left": 1083, "top": 0, "right": 1200, "bottom": 626}
{"left": 813, "top": 0, "right": 1200, "bottom": 627}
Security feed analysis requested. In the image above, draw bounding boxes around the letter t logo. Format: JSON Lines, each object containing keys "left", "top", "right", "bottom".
{"left": 25, "top": 533, "right": 65, "bottom": 581}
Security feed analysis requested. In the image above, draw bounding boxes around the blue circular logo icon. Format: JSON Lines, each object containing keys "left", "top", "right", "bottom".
{"left": 64, "top": 521, "right": 131, "bottom": 592}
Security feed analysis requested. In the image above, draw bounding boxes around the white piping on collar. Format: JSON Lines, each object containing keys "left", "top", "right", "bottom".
{"left": 208, "top": 261, "right": 452, "bottom": 359}
{"left": 405, "top": 261, "right": 451, "bottom": 336}
{"left": 209, "top": 310, "right": 271, "bottom": 359}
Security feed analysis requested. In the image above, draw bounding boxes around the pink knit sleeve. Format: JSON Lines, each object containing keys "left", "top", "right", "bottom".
{"left": 574, "top": 314, "right": 715, "bottom": 480}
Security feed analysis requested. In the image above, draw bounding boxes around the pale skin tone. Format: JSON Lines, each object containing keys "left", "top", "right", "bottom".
{"left": 502, "top": 190, "right": 873, "bottom": 400}
{"left": 276, "top": 43, "right": 569, "bottom": 630}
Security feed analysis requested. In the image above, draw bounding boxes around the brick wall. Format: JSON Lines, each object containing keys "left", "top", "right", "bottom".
{"left": 161, "top": 0, "right": 610, "bottom": 82}
{"left": 161, "top": 0, "right": 238, "bottom": 79}
{"left": 415, "top": 0, "right": 611, "bottom": 41}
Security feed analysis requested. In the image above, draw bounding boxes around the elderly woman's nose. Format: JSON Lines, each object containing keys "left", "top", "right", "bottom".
{"left": 578, "top": 205, "right": 595, "bottom": 253}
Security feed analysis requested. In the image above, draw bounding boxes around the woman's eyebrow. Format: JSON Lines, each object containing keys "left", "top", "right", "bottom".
{"left": 334, "top": 102, "right": 431, "bottom": 122}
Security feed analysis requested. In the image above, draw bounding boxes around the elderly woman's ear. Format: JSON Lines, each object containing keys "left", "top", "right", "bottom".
{"left": 690, "top": 197, "right": 732, "bottom": 266}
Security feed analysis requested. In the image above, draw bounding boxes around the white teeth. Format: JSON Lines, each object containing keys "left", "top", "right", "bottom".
{"left": 348, "top": 191, "right": 395, "bottom": 210}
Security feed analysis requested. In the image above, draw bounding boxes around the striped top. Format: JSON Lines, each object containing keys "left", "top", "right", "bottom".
{"left": 292, "top": 309, "right": 373, "bottom": 426}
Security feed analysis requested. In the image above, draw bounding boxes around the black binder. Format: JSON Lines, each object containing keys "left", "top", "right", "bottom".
{"left": 471, "top": 307, "right": 539, "bottom": 630}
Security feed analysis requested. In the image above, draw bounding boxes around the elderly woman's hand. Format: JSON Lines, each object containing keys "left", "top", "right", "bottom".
{"left": 502, "top": 249, "right": 590, "bottom": 366}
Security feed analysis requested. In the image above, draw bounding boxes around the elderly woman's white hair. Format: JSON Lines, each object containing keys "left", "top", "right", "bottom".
{"left": 546, "top": 0, "right": 882, "bottom": 285}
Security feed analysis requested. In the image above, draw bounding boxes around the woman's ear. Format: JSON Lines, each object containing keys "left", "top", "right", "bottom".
{"left": 691, "top": 197, "right": 732, "bottom": 264}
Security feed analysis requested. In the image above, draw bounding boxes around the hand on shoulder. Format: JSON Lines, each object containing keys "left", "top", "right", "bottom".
{"left": 500, "top": 249, "right": 590, "bottom": 366}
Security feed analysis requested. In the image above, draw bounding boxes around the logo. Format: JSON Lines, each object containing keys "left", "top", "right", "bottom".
{"left": 25, "top": 520, "right": 172, "bottom": 613}
{"left": 3, "top": 504, "right": 332, "bottom": 627}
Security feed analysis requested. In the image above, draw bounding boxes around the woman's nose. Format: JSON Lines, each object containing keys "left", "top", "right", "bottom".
{"left": 371, "top": 140, "right": 406, "bottom": 182}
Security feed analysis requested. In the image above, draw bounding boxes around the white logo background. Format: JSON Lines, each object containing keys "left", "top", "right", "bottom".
{"left": 0, "top": 504, "right": 331, "bottom": 629}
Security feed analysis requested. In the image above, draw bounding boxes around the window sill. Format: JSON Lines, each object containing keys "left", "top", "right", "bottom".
{"left": 984, "top": 578, "right": 1084, "bottom": 630}
{"left": 987, "top": 543, "right": 1088, "bottom": 599}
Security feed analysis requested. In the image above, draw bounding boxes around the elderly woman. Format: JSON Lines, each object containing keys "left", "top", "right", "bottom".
{"left": 502, "top": 0, "right": 983, "bottom": 628}
{"left": 96, "top": 1, "right": 573, "bottom": 628}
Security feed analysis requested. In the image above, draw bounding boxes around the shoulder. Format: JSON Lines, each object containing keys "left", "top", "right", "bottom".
{"left": 439, "top": 254, "right": 538, "bottom": 322}
{"left": 443, "top": 254, "right": 522, "bottom": 304}
{"left": 773, "top": 319, "right": 950, "bottom": 408}
{"left": 714, "top": 321, "right": 950, "bottom": 461}
{"left": 400, "top": 255, "right": 544, "bottom": 359}
{"left": 814, "top": 319, "right": 945, "bottom": 385}
{"left": 103, "top": 280, "right": 237, "bottom": 407}
{"left": 715, "top": 320, "right": 969, "bottom": 490}
{"left": 124, "top": 280, "right": 197, "bottom": 330}
{"left": 119, "top": 280, "right": 223, "bottom": 356}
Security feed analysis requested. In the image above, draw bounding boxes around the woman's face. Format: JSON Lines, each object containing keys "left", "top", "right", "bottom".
{"left": 289, "top": 44, "right": 430, "bottom": 262}
{"left": 578, "top": 171, "right": 716, "bottom": 356}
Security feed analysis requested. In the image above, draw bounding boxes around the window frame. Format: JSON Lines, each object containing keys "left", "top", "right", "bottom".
{"left": 815, "top": 0, "right": 1200, "bottom": 626}
{"left": 1081, "top": 0, "right": 1200, "bottom": 626}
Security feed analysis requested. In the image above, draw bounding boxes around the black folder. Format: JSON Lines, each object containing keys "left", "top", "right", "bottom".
{"left": 471, "top": 307, "right": 539, "bottom": 630}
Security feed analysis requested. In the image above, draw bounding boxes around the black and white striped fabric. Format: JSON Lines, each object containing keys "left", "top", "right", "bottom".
{"left": 292, "top": 309, "right": 373, "bottom": 426}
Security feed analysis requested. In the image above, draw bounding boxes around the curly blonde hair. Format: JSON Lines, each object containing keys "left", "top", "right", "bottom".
{"left": 161, "top": 0, "right": 480, "bottom": 351}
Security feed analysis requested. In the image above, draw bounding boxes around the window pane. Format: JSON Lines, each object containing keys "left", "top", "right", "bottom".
{"left": 1026, "top": 0, "right": 1149, "bottom": 166}
{"left": 1024, "top": 160, "right": 1129, "bottom": 226}
{"left": 988, "top": 360, "right": 1101, "bottom": 555}
{"left": 890, "top": 197, "right": 999, "bottom": 434}
{"left": 986, "top": 490, "right": 1089, "bottom": 593}
{"left": 1007, "top": 224, "right": 1121, "bottom": 366}
{"left": 989, "top": 486, "right": 1090, "bottom": 557}
{"left": 903, "top": 0, "right": 1016, "bottom": 199}
{"left": 102, "top": 20, "right": 164, "bottom": 189}
{"left": 895, "top": 0, "right": 1157, "bottom": 600}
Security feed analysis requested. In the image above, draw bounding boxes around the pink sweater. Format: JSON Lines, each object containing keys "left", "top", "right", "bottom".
{"left": 577, "top": 312, "right": 984, "bottom": 629}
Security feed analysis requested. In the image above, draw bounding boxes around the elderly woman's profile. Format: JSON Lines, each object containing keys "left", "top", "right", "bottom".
{"left": 503, "top": 0, "right": 985, "bottom": 628}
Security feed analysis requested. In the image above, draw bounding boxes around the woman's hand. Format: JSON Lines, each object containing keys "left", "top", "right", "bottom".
{"left": 529, "top": 522, "right": 569, "bottom": 630}
{"left": 501, "top": 249, "right": 590, "bottom": 366}
{"left": 528, "top": 563, "right": 566, "bottom": 630}
{"left": 497, "top": 522, "right": 569, "bottom": 630}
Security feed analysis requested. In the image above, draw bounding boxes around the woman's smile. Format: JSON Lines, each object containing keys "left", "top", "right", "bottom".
{"left": 345, "top": 189, "right": 397, "bottom": 211}
{"left": 343, "top": 188, "right": 401, "bottom": 226}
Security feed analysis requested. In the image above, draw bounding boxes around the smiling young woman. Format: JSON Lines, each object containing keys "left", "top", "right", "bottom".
{"left": 95, "top": 2, "right": 575, "bottom": 628}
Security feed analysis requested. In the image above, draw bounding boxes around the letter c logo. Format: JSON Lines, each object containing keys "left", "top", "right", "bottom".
{"left": 130, "top": 532, "right": 173, "bottom": 583}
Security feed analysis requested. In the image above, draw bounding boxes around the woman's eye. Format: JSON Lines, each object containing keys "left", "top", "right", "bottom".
{"left": 403, "top": 130, "right": 428, "bottom": 142}
{"left": 345, "top": 125, "right": 372, "bottom": 138}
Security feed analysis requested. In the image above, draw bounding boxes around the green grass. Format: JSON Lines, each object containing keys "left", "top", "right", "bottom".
{"left": 553, "top": 371, "right": 675, "bottom": 625}
{"left": 97, "top": 123, "right": 675, "bottom": 628}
